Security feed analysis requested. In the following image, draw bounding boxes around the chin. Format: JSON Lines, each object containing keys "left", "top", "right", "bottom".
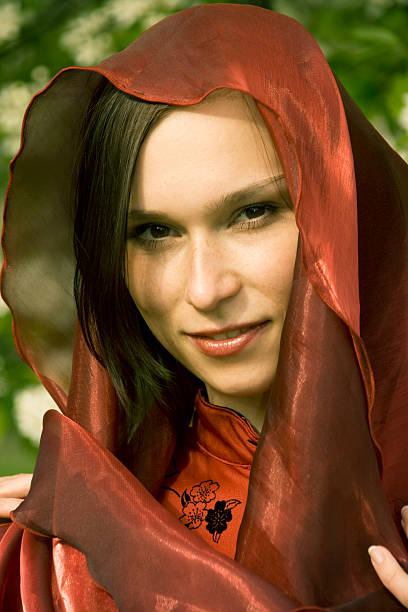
{"left": 204, "top": 369, "right": 276, "bottom": 399}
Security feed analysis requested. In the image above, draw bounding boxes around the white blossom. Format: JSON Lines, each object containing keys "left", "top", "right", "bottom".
{"left": 142, "top": 11, "right": 169, "bottom": 29}
{"left": 160, "top": 0, "right": 185, "bottom": 9}
{"left": 0, "top": 66, "right": 50, "bottom": 158}
{"left": 64, "top": 32, "right": 114, "bottom": 66}
{"left": 60, "top": 8, "right": 113, "bottom": 64}
{"left": 30, "top": 65, "right": 50, "bottom": 85}
{"left": 0, "top": 296, "right": 10, "bottom": 318}
{"left": 13, "top": 385, "right": 61, "bottom": 446}
{"left": 371, "top": 115, "right": 397, "bottom": 148}
{"left": 0, "top": 3, "right": 23, "bottom": 44}
{"left": 106, "top": 0, "right": 154, "bottom": 28}
{"left": 398, "top": 92, "right": 408, "bottom": 132}
{"left": 60, "top": 0, "right": 185, "bottom": 65}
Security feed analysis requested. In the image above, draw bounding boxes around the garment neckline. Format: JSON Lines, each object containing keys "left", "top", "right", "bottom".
{"left": 190, "top": 388, "right": 260, "bottom": 467}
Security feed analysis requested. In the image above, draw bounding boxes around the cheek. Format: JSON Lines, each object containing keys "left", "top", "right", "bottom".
{"left": 242, "top": 225, "right": 298, "bottom": 308}
{"left": 126, "top": 250, "right": 180, "bottom": 337}
{"left": 273, "top": 232, "right": 298, "bottom": 311}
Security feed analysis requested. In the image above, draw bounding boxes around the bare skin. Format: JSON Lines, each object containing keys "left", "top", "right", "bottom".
{"left": 0, "top": 473, "right": 407, "bottom": 607}
{"left": 127, "top": 89, "right": 298, "bottom": 432}
{"left": 0, "top": 473, "right": 32, "bottom": 517}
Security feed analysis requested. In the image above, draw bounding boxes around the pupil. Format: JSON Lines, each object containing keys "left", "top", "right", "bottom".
{"left": 246, "top": 206, "right": 264, "bottom": 219}
{"left": 150, "top": 225, "right": 168, "bottom": 238}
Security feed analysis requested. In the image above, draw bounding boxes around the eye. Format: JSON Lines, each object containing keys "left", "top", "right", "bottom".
{"left": 233, "top": 203, "right": 281, "bottom": 228}
{"left": 128, "top": 223, "right": 177, "bottom": 241}
{"left": 138, "top": 224, "right": 172, "bottom": 240}
{"left": 236, "top": 205, "right": 269, "bottom": 220}
{"left": 127, "top": 222, "right": 182, "bottom": 250}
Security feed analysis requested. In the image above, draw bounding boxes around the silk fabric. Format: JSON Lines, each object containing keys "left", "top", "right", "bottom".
{"left": 1, "top": 4, "right": 408, "bottom": 609}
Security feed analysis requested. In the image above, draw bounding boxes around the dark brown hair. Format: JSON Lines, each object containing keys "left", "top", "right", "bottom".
{"left": 74, "top": 80, "right": 199, "bottom": 439}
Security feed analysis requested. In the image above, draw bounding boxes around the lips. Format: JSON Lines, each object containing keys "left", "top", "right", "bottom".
{"left": 187, "top": 321, "right": 269, "bottom": 357}
{"left": 188, "top": 320, "right": 267, "bottom": 338}
{"left": 204, "top": 326, "right": 254, "bottom": 341}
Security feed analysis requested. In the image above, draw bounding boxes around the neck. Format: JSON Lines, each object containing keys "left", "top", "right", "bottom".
{"left": 204, "top": 386, "right": 269, "bottom": 433}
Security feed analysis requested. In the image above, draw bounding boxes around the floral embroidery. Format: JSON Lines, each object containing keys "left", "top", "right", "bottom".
{"left": 174, "top": 479, "right": 241, "bottom": 543}
{"left": 205, "top": 499, "right": 240, "bottom": 543}
{"left": 179, "top": 501, "right": 207, "bottom": 529}
{"left": 190, "top": 479, "right": 219, "bottom": 503}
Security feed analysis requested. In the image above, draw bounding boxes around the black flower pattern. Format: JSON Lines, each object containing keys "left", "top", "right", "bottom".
{"left": 162, "top": 477, "right": 242, "bottom": 544}
{"left": 205, "top": 499, "right": 240, "bottom": 542}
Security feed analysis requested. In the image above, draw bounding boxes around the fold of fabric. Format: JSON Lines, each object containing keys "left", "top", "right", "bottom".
{"left": 1, "top": 3, "right": 408, "bottom": 610}
{"left": 9, "top": 409, "right": 404, "bottom": 611}
{"left": 12, "top": 410, "right": 299, "bottom": 612}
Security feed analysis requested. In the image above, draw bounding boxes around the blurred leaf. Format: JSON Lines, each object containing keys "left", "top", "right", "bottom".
{"left": 351, "top": 25, "right": 399, "bottom": 46}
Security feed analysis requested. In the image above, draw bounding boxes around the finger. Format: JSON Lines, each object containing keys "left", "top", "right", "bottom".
{"left": 402, "top": 506, "right": 408, "bottom": 537}
{"left": 0, "top": 498, "right": 24, "bottom": 519}
{"left": 0, "top": 474, "right": 32, "bottom": 499}
{"left": 369, "top": 545, "right": 408, "bottom": 607}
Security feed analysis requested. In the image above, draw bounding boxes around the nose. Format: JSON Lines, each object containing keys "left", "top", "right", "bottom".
{"left": 184, "top": 236, "right": 241, "bottom": 311}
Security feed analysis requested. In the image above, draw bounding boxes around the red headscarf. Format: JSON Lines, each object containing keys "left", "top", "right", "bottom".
{"left": 1, "top": 4, "right": 408, "bottom": 610}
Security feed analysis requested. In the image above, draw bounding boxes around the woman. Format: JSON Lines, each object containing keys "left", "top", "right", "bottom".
{"left": 0, "top": 3, "right": 408, "bottom": 610}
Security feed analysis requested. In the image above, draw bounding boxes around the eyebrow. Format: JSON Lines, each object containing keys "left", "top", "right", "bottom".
{"left": 128, "top": 174, "right": 286, "bottom": 222}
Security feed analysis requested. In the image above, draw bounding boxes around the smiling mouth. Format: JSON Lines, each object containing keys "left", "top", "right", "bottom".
{"left": 187, "top": 321, "right": 270, "bottom": 357}
{"left": 203, "top": 326, "right": 255, "bottom": 341}
{"left": 191, "top": 321, "right": 268, "bottom": 340}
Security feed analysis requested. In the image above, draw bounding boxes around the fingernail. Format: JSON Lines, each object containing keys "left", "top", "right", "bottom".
{"left": 401, "top": 506, "right": 408, "bottom": 522}
{"left": 368, "top": 546, "right": 384, "bottom": 565}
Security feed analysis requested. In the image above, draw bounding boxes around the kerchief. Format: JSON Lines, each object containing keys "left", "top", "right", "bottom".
{"left": 1, "top": 4, "right": 408, "bottom": 610}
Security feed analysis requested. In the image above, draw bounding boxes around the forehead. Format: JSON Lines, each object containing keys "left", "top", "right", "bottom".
{"left": 130, "top": 89, "right": 283, "bottom": 215}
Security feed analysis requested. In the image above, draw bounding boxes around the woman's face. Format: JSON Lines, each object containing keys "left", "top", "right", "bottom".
{"left": 127, "top": 90, "right": 298, "bottom": 413}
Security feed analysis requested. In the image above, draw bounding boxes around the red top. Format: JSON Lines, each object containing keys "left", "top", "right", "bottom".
{"left": 158, "top": 389, "right": 259, "bottom": 558}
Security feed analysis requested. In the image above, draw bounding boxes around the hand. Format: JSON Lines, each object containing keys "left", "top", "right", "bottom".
{"left": 369, "top": 506, "right": 408, "bottom": 607}
{"left": 0, "top": 473, "right": 33, "bottom": 519}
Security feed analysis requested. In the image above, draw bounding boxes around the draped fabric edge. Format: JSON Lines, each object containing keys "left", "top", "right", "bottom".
{"left": 0, "top": 4, "right": 407, "bottom": 610}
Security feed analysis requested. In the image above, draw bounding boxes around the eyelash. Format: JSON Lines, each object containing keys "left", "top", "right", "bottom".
{"left": 128, "top": 203, "right": 280, "bottom": 250}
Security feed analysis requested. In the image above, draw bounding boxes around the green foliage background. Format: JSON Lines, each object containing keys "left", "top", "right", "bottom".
{"left": 0, "top": 0, "right": 407, "bottom": 475}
